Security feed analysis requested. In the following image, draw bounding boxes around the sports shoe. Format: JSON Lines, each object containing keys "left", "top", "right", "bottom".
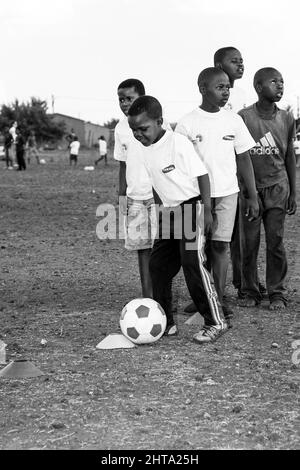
{"left": 164, "top": 324, "right": 178, "bottom": 336}
{"left": 193, "top": 323, "right": 228, "bottom": 344}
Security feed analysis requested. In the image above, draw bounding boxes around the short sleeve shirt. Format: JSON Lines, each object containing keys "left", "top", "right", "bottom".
{"left": 142, "top": 130, "right": 208, "bottom": 207}
{"left": 238, "top": 104, "right": 295, "bottom": 188}
{"left": 175, "top": 107, "right": 255, "bottom": 197}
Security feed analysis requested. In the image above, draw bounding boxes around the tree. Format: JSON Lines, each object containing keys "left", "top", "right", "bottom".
{"left": 0, "top": 97, "right": 65, "bottom": 143}
{"left": 102, "top": 118, "right": 119, "bottom": 129}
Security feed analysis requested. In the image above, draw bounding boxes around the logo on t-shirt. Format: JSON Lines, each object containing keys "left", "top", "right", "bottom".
{"left": 162, "top": 164, "right": 175, "bottom": 173}
{"left": 250, "top": 132, "right": 279, "bottom": 156}
{"left": 222, "top": 135, "right": 235, "bottom": 141}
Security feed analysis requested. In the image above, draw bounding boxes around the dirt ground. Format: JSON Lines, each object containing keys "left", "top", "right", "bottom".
{"left": 0, "top": 149, "right": 299, "bottom": 450}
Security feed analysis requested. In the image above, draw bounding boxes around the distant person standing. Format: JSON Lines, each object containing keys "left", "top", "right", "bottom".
{"left": 9, "top": 121, "right": 17, "bottom": 165}
{"left": 15, "top": 127, "right": 26, "bottom": 171}
{"left": 3, "top": 127, "right": 13, "bottom": 169}
{"left": 95, "top": 136, "right": 107, "bottom": 166}
{"left": 69, "top": 136, "right": 80, "bottom": 167}
{"left": 26, "top": 130, "right": 40, "bottom": 164}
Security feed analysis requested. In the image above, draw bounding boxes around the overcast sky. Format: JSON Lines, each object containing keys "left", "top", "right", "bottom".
{"left": 0, "top": 0, "right": 299, "bottom": 124}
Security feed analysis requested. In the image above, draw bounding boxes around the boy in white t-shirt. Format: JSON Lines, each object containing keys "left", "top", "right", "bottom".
{"left": 128, "top": 95, "right": 229, "bottom": 343}
{"left": 175, "top": 67, "right": 259, "bottom": 325}
{"left": 69, "top": 136, "right": 80, "bottom": 166}
{"left": 95, "top": 136, "right": 108, "bottom": 166}
{"left": 114, "top": 79, "right": 156, "bottom": 298}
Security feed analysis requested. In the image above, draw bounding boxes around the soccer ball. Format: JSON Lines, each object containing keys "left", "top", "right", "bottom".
{"left": 120, "top": 298, "right": 167, "bottom": 344}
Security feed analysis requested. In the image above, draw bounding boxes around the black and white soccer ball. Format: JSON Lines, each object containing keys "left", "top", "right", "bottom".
{"left": 120, "top": 298, "right": 167, "bottom": 344}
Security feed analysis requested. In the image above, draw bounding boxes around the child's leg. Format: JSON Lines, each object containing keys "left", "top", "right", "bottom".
{"left": 149, "top": 238, "right": 181, "bottom": 326}
{"left": 125, "top": 198, "right": 157, "bottom": 299}
{"left": 262, "top": 181, "right": 289, "bottom": 307}
{"left": 137, "top": 248, "right": 153, "bottom": 298}
{"left": 210, "top": 240, "right": 230, "bottom": 305}
{"left": 240, "top": 195, "right": 263, "bottom": 304}
{"left": 180, "top": 199, "right": 226, "bottom": 329}
{"left": 230, "top": 201, "right": 242, "bottom": 291}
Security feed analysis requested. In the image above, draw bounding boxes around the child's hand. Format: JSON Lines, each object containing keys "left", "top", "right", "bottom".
{"left": 204, "top": 207, "right": 214, "bottom": 238}
{"left": 286, "top": 194, "right": 297, "bottom": 215}
{"left": 244, "top": 196, "right": 259, "bottom": 221}
{"left": 119, "top": 196, "right": 128, "bottom": 215}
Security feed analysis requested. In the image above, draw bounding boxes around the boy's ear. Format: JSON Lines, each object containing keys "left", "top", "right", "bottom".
{"left": 199, "top": 85, "right": 206, "bottom": 95}
{"left": 255, "top": 83, "right": 262, "bottom": 94}
{"left": 215, "top": 62, "right": 223, "bottom": 70}
{"left": 157, "top": 117, "right": 163, "bottom": 126}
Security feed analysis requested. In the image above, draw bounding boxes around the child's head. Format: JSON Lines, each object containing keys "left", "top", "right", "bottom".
{"left": 99, "top": 135, "right": 105, "bottom": 140}
{"left": 117, "top": 78, "right": 145, "bottom": 117}
{"left": 198, "top": 67, "right": 230, "bottom": 108}
{"left": 253, "top": 67, "right": 284, "bottom": 103}
{"left": 73, "top": 135, "right": 78, "bottom": 141}
{"left": 214, "top": 47, "right": 244, "bottom": 84}
{"left": 128, "top": 95, "right": 164, "bottom": 147}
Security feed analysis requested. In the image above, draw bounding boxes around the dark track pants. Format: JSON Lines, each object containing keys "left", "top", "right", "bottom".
{"left": 149, "top": 198, "right": 226, "bottom": 327}
{"left": 240, "top": 180, "right": 289, "bottom": 303}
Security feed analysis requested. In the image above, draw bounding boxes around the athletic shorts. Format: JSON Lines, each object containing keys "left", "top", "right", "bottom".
{"left": 210, "top": 193, "right": 238, "bottom": 242}
{"left": 125, "top": 197, "right": 157, "bottom": 251}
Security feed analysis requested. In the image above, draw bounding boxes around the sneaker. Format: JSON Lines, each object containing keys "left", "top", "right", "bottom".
{"left": 193, "top": 324, "right": 228, "bottom": 344}
{"left": 184, "top": 301, "right": 197, "bottom": 314}
{"left": 164, "top": 324, "right": 178, "bottom": 336}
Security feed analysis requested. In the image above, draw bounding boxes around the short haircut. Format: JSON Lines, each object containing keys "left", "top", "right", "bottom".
{"left": 214, "top": 47, "right": 239, "bottom": 66}
{"left": 117, "top": 78, "right": 145, "bottom": 96}
{"left": 127, "top": 95, "right": 162, "bottom": 119}
{"left": 253, "top": 67, "right": 280, "bottom": 87}
{"left": 197, "top": 67, "right": 226, "bottom": 88}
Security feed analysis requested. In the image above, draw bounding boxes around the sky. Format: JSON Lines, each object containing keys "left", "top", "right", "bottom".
{"left": 0, "top": 0, "right": 299, "bottom": 125}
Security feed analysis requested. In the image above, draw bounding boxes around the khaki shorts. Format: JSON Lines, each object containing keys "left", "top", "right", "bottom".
{"left": 125, "top": 197, "right": 157, "bottom": 251}
{"left": 210, "top": 193, "right": 238, "bottom": 242}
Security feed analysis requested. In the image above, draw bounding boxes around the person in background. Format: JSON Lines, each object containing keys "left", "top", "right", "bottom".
{"left": 95, "top": 135, "right": 108, "bottom": 166}
{"left": 15, "top": 127, "right": 26, "bottom": 171}
{"left": 69, "top": 135, "right": 80, "bottom": 167}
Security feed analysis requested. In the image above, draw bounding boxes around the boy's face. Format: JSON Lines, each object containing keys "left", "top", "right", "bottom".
{"left": 118, "top": 87, "right": 140, "bottom": 116}
{"left": 257, "top": 70, "right": 284, "bottom": 102}
{"left": 128, "top": 112, "right": 163, "bottom": 147}
{"left": 218, "top": 49, "right": 244, "bottom": 81}
{"left": 201, "top": 72, "right": 231, "bottom": 108}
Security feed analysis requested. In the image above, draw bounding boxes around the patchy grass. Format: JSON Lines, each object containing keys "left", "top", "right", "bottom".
{"left": 0, "top": 150, "right": 299, "bottom": 450}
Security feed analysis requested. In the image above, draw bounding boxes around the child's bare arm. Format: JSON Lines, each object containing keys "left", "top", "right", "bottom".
{"left": 197, "top": 174, "right": 213, "bottom": 237}
{"left": 285, "top": 134, "right": 297, "bottom": 215}
{"left": 152, "top": 187, "right": 163, "bottom": 206}
{"left": 236, "top": 151, "right": 259, "bottom": 221}
{"left": 118, "top": 161, "right": 127, "bottom": 196}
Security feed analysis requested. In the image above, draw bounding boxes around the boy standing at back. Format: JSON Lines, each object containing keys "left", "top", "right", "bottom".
{"left": 238, "top": 67, "right": 297, "bottom": 309}
{"left": 176, "top": 67, "right": 259, "bottom": 324}
{"left": 114, "top": 79, "right": 156, "bottom": 298}
{"left": 128, "top": 95, "right": 228, "bottom": 342}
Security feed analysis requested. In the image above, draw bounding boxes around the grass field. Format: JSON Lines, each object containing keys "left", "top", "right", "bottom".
{"left": 0, "top": 149, "right": 299, "bottom": 450}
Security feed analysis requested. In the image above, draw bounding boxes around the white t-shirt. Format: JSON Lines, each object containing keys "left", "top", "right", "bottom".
{"left": 223, "top": 86, "right": 247, "bottom": 113}
{"left": 70, "top": 140, "right": 80, "bottom": 155}
{"left": 141, "top": 130, "right": 208, "bottom": 207}
{"left": 114, "top": 117, "right": 170, "bottom": 200}
{"left": 175, "top": 107, "right": 256, "bottom": 198}
{"left": 99, "top": 139, "right": 107, "bottom": 155}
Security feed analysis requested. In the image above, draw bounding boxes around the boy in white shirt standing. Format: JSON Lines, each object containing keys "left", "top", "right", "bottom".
{"left": 114, "top": 79, "right": 156, "bottom": 298}
{"left": 176, "top": 67, "right": 259, "bottom": 326}
{"left": 69, "top": 136, "right": 80, "bottom": 167}
{"left": 95, "top": 136, "right": 108, "bottom": 166}
{"left": 128, "top": 95, "right": 228, "bottom": 343}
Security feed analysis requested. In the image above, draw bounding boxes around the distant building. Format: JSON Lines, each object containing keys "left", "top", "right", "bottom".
{"left": 50, "top": 113, "right": 110, "bottom": 148}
